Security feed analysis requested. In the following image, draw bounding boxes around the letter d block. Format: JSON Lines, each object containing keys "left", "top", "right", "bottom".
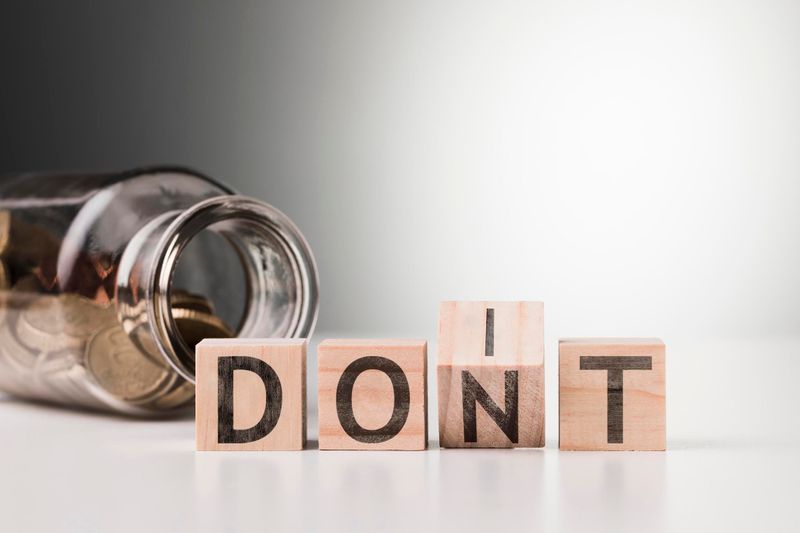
{"left": 438, "top": 301, "right": 545, "bottom": 448}
{"left": 195, "top": 339, "right": 306, "bottom": 451}
{"left": 318, "top": 339, "right": 428, "bottom": 450}
{"left": 559, "top": 338, "right": 665, "bottom": 451}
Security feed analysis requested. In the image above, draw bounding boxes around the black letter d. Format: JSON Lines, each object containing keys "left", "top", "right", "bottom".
{"left": 217, "top": 356, "right": 282, "bottom": 443}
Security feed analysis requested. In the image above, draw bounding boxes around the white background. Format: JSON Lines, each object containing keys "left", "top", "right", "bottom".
{"left": 2, "top": 336, "right": 799, "bottom": 532}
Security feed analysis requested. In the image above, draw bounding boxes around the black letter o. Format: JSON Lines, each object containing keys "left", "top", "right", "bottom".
{"left": 336, "top": 356, "right": 410, "bottom": 443}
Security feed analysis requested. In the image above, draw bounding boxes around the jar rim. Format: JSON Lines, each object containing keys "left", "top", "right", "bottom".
{"left": 147, "top": 195, "right": 319, "bottom": 382}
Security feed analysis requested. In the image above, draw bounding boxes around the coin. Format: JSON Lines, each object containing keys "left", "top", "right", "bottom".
{"left": 173, "top": 308, "right": 235, "bottom": 349}
{"left": 0, "top": 210, "right": 10, "bottom": 256}
{"left": 0, "top": 324, "right": 38, "bottom": 395}
{"left": 85, "top": 325, "right": 171, "bottom": 401}
{"left": 32, "top": 294, "right": 112, "bottom": 337}
{"left": 10, "top": 274, "right": 41, "bottom": 292}
{"left": 0, "top": 260, "right": 8, "bottom": 290}
{"left": 170, "top": 289, "right": 215, "bottom": 315}
{"left": 35, "top": 346, "right": 81, "bottom": 375}
{"left": 0, "top": 277, "right": 44, "bottom": 366}
{"left": 15, "top": 294, "right": 114, "bottom": 352}
{"left": 0, "top": 288, "right": 7, "bottom": 330}
{"left": 0, "top": 314, "right": 40, "bottom": 370}
{"left": 33, "top": 348, "right": 96, "bottom": 406}
{"left": 0, "top": 362, "right": 33, "bottom": 398}
{"left": 1, "top": 276, "right": 233, "bottom": 409}
{"left": 141, "top": 376, "right": 195, "bottom": 411}
{"left": 0, "top": 260, "right": 12, "bottom": 327}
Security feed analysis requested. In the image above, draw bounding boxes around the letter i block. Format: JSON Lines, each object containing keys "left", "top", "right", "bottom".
{"left": 559, "top": 338, "right": 666, "bottom": 451}
{"left": 195, "top": 339, "right": 307, "bottom": 451}
{"left": 317, "top": 339, "right": 428, "bottom": 450}
{"left": 437, "top": 301, "right": 545, "bottom": 448}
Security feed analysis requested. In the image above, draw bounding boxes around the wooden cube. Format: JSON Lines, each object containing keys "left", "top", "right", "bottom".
{"left": 437, "top": 301, "right": 545, "bottom": 448}
{"left": 318, "top": 339, "right": 427, "bottom": 450}
{"left": 195, "top": 338, "right": 306, "bottom": 451}
{"left": 559, "top": 338, "right": 666, "bottom": 451}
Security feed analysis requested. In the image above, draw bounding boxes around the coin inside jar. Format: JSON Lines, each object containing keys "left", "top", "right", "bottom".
{"left": 169, "top": 289, "right": 215, "bottom": 315}
{"left": 147, "top": 377, "right": 195, "bottom": 410}
{"left": 85, "top": 325, "right": 171, "bottom": 402}
{"left": 0, "top": 170, "right": 319, "bottom": 416}
{"left": 0, "top": 260, "right": 9, "bottom": 291}
{"left": 0, "top": 209, "right": 10, "bottom": 255}
{"left": 16, "top": 294, "right": 114, "bottom": 353}
{"left": 173, "top": 308, "right": 235, "bottom": 350}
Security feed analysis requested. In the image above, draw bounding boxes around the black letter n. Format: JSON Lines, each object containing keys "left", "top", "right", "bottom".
{"left": 461, "top": 370, "right": 519, "bottom": 443}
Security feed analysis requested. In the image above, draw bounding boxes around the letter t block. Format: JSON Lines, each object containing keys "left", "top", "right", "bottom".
{"left": 559, "top": 338, "right": 666, "bottom": 450}
{"left": 437, "top": 301, "right": 545, "bottom": 448}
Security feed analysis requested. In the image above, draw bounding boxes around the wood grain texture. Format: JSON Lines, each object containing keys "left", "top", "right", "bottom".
{"left": 195, "top": 338, "right": 306, "bottom": 451}
{"left": 559, "top": 338, "right": 666, "bottom": 451}
{"left": 318, "top": 339, "right": 427, "bottom": 451}
{"left": 437, "top": 301, "right": 545, "bottom": 448}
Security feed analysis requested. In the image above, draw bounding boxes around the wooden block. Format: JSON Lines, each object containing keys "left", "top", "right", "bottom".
{"left": 559, "top": 338, "right": 665, "bottom": 451}
{"left": 318, "top": 339, "right": 427, "bottom": 450}
{"left": 437, "top": 301, "right": 545, "bottom": 448}
{"left": 195, "top": 338, "right": 306, "bottom": 451}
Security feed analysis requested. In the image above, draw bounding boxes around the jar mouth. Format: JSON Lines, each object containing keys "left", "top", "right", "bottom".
{"left": 148, "top": 196, "right": 319, "bottom": 382}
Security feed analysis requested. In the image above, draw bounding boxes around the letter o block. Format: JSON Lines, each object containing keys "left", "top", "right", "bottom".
{"left": 318, "top": 339, "right": 428, "bottom": 450}
{"left": 559, "top": 338, "right": 666, "bottom": 451}
{"left": 438, "top": 301, "right": 545, "bottom": 448}
{"left": 195, "top": 339, "right": 307, "bottom": 451}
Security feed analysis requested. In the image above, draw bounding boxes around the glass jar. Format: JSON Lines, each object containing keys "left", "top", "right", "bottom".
{"left": 0, "top": 166, "right": 318, "bottom": 415}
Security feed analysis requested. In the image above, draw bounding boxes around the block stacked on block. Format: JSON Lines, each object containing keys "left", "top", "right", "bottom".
{"left": 559, "top": 338, "right": 666, "bottom": 451}
{"left": 195, "top": 339, "right": 307, "bottom": 451}
{"left": 437, "top": 301, "right": 545, "bottom": 448}
{"left": 317, "top": 339, "right": 428, "bottom": 450}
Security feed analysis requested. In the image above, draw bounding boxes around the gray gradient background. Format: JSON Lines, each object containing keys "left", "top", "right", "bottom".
{"left": 3, "top": 1, "right": 799, "bottom": 343}
{"left": 2, "top": 3, "right": 800, "bottom": 532}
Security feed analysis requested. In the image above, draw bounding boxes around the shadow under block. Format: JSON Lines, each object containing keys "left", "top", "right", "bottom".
{"left": 195, "top": 339, "right": 307, "bottom": 451}
{"left": 437, "top": 301, "right": 545, "bottom": 448}
{"left": 559, "top": 338, "right": 666, "bottom": 451}
{"left": 318, "top": 339, "right": 428, "bottom": 450}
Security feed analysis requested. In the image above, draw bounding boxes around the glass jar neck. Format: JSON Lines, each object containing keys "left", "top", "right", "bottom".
{"left": 116, "top": 195, "right": 319, "bottom": 382}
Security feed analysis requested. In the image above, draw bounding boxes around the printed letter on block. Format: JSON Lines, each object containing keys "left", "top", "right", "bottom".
{"left": 196, "top": 339, "right": 306, "bottom": 451}
{"left": 559, "top": 338, "right": 666, "bottom": 451}
{"left": 438, "top": 301, "right": 545, "bottom": 448}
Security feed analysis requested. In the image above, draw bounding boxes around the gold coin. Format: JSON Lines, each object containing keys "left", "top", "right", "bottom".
{"left": 0, "top": 317, "right": 40, "bottom": 369}
{"left": 11, "top": 274, "right": 42, "bottom": 292}
{"left": 0, "top": 210, "right": 10, "bottom": 256}
{"left": 16, "top": 294, "right": 114, "bottom": 352}
{"left": 0, "top": 277, "right": 47, "bottom": 364}
{"left": 170, "top": 289, "right": 214, "bottom": 315}
{"left": 34, "top": 346, "right": 81, "bottom": 375}
{"left": 0, "top": 260, "right": 8, "bottom": 291}
{"left": 0, "top": 324, "right": 38, "bottom": 395}
{"left": 173, "top": 309, "right": 235, "bottom": 349}
{"left": 0, "top": 358, "right": 34, "bottom": 398}
{"left": 32, "top": 348, "right": 98, "bottom": 406}
{"left": 85, "top": 325, "right": 171, "bottom": 402}
{"left": 0, "top": 290, "right": 7, "bottom": 331}
{"left": 142, "top": 376, "right": 195, "bottom": 411}
{"left": 0, "top": 262, "right": 17, "bottom": 329}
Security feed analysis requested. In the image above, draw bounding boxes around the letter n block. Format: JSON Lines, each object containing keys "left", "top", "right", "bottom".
{"left": 195, "top": 339, "right": 306, "bottom": 451}
{"left": 317, "top": 339, "right": 427, "bottom": 450}
{"left": 437, "top": 301, "right": 545, "bottom": 448}
{"left": 559, "top": 338, "right": 666, "bottom": 451}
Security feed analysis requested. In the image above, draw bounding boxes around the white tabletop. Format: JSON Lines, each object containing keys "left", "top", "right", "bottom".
{"left": 1, "top": 336, "right": 798, "bottom": 533}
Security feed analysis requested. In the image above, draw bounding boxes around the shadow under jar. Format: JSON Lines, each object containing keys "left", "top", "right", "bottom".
{"left": 0, "top": 167, "right": 318, "bottom": 415}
